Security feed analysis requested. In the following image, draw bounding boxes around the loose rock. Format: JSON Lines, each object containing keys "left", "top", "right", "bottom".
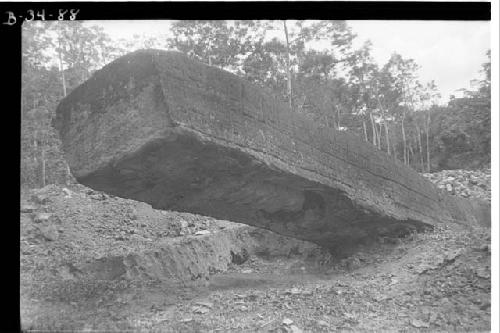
{"left": 422, "top": 169, "right": 490, "bottom": 201}
{"left": 21, "top": 204, "right": 37, "bottom": 213}
{"left": 33, "top": 212, "right": 52, "bottom": 224}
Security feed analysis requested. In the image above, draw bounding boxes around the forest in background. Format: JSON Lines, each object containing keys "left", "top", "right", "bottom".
{"left": 21, "top": 20, "right": 491, "bottom": 189}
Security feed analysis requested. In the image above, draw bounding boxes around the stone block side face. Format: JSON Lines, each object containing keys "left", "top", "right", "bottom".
{"left": 441, "top": 195, "right": 491, "bottom": 228}
{"left": 151, "top": 52, "right": 461, "bottom": 225}
{"left": 54, "top": 51, "right": 172, "bottom": 179}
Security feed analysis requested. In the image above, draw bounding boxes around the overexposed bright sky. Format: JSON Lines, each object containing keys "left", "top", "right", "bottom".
{"left": 348, "top": 21, "right": 490, "bottom": 102}
{"left": 88, "top": 20, "right": 490, "bottom": 103}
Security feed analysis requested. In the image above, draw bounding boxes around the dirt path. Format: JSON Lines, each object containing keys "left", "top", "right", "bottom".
{"left": 118, "top": 224, "right": 489, "bottom": 332}
{"left": 22, "top": 225, "right": 490, "bottom": 332}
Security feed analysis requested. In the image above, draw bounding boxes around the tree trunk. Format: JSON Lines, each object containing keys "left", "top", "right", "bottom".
{"left": 66, "top": 162, "right": 72, "bottom": 185}
{"left": 362, "top": 119, "right": 368, "bottom": 142}
{"left": 401, "top": 111, "right": 407, "bottom": 165}
{"left": 369, "top": 111, "right": 377, "bottom": 147}
{"left": 336, "top": 106, "right": 341, "bottom": 130}
{"left": 408, "top": 141, "right": 414, "bottom": 167}
{"left": 80, "top": 48, "right": 87, "bottom": 82}
{"left": 58, "top": 40, "right": 67, "bottom": 97}
{"left": 376, "top": 123, "right": 382, "bottom": 149}
{"left": 41, "top": 146, "right": 46, "bottom": 188}
{"left": 298, "top": 95, "right": 306, "bottom": 112}
{"left": 376, "top": 95, "right": 390, "bottom": 155}
{"left": 283, "top": 20, "right": 293, "bottom": 111}
{"left": 416, "top": 123, "right": 424, "bottom": 172}
{"left": 425, "top": 112, "right": 431, "bottom": 172}
{"left": 384, "top": 120, "right": 391, "bottom": 155}
{"left": 33, "top": 130, "right": 38, "bottom": 164}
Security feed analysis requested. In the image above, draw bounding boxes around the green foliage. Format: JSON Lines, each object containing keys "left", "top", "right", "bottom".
{"left": 21, "top": 105, "right": 68, "bottom": 188}
{"left": 429, "top": 97, "right": 490, "bottom": 170}
{"left": 478, "top": 49, "right": 491, "bottom": 99}
{"left": 52, "top": 21, "right": 125, "bottom": 92}
{"left": 168, "top": 20, "right": 248, "bottom": 70}
{"left": 21, "top": 21, "right": 125, "bottom": 189}
{"left": 299, "top": 50, "right": 336, "bottom": 80}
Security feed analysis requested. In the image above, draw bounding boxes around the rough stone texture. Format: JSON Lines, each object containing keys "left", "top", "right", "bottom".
{"left": 54, "top": 49, "right": 490, "bottom": 250}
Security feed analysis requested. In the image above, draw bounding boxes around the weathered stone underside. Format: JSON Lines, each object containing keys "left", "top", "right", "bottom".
{"left": 54, "top": 50, "right": 490, "bottom": 250}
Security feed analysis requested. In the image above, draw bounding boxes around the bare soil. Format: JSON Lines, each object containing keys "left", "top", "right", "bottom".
{"left": 20, "top": 184, "right": 490, "bottom": 332}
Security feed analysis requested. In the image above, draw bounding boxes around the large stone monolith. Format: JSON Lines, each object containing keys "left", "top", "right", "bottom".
{"left": 54, "top": 50, "right": 490, "bottom": 251}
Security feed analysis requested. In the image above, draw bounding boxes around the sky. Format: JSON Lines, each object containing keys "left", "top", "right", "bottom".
{"left": 348, "top": 20, "right": 490, "bottom": 102}
{"left": 88, "top": 20, "right": 490, "bottom": 103}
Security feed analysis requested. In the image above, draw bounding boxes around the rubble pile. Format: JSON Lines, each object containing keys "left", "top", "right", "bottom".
{"left": 422, "top": 169, "right": 491, "bottom": 202}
